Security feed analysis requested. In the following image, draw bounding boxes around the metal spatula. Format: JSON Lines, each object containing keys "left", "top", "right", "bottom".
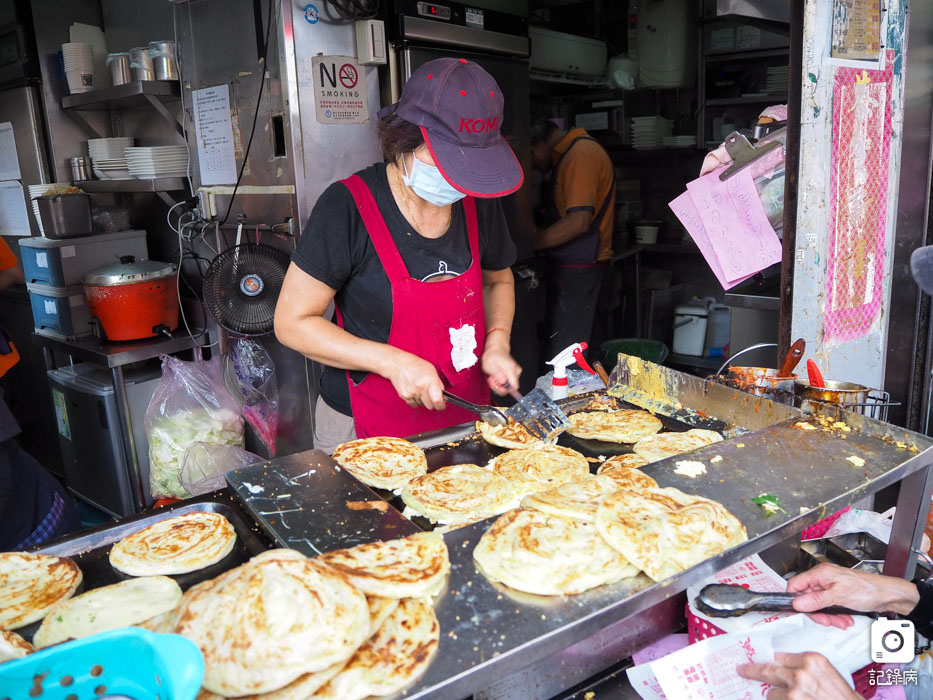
{"left": 504, "top": 385, "right": 570, "bottom": 441}
{"left": 694, "top": 583, "right": 869, "bottom": 618}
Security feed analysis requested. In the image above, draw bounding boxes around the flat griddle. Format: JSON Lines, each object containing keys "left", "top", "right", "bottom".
{"left": 17, "top": 490, "right": 275, "bottom": 645}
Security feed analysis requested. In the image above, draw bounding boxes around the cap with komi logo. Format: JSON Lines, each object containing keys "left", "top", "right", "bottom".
{"left": 378, "top": 57, "right": 524, "bottom": 197}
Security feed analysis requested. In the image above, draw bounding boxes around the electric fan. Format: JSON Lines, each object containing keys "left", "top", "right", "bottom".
{"left": 202, "top": 243, "right": 291, "bottom": 336}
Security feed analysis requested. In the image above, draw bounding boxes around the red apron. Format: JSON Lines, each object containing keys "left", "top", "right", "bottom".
{"left": 335, "top": 174, "right": 490, "bottom": 439}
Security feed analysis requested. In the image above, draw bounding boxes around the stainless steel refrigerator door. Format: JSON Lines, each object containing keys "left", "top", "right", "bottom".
{"left": 0, "top": 85, "right": 51, "bottom": 236}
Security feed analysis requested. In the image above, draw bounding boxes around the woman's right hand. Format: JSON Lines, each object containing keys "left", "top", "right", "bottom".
{"left": 385, "top": 351, "right": 446, "bottom": 410}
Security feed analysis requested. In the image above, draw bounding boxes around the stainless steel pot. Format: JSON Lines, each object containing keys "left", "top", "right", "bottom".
{"left": 106, "top": 52, "right": 131, "bottom": 86}
{"left": 149, "top": 41, "right": 177, "bottom": 81}
{"left": 794, "top": 379, "right": 869, "bottom": 407}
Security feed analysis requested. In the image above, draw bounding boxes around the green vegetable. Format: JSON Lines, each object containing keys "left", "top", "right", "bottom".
{"left": 148, "top": 408, "right": 244, "bottom": 498}
{"left": 753, "top": 493, "right": 786, "bottom": 516}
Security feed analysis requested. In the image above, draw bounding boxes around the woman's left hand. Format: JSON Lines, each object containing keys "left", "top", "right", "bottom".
{"left": 482, "top": 345, "right": 521, "bottom": 396}
{"left": 736, "top": 652, "right": 860, "bottom": 700}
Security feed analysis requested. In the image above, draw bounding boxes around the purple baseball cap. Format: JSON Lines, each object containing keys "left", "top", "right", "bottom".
{"left": 381, "top": 57, "right": 523, "bottom": 198}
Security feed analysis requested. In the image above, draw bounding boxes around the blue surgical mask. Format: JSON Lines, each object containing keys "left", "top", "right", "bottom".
{"left": 401, "top": 153, "right": 466, "bottom": 206}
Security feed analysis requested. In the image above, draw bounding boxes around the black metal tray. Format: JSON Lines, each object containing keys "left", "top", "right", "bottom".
{"left": 376, "top": 391, "right": 729, "bottom": 530}
{"left": 19, "top": 489, "right": 275, "bottom": 644}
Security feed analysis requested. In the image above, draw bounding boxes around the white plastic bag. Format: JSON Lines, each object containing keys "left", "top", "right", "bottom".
{"left": 179, "top": 442, "right": 262, "bottom": 496}
{"left": 904, "top": 647, "right": 933, "bottom": 700}
{"left": 824, "top": 507, "right": 931, "bottom": 553}
{"left": 145, "top": 355, "right": 245, "bottom": 499}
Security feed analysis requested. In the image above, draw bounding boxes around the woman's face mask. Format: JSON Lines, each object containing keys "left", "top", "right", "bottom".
{"left": 401, "top": 152, "right": 466, "bottom": 206}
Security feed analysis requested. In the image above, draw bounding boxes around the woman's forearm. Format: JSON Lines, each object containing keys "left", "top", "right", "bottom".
{"left": 482, "top": 268, "right": 515, "bottom": 352}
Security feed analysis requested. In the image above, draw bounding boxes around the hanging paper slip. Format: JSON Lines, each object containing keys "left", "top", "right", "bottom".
{"left": 668, "top": 191, "right": 756, "bottom": 290}
{"left": 684, "top": 166, "right": 782, "bottom": 283}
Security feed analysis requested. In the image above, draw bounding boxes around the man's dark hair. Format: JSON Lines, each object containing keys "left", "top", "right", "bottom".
{"left": 530, "top": 117, "right": 560, "bottom": 146}
{"left": 377, "top": 113, "right": 424, "bottom": 162}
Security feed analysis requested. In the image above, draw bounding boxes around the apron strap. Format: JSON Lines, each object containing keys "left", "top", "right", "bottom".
{"left": 340, "top": 173, "right": 410, "bottom": 283}
{"left": 462, "top": 196, "right": 480, "bottom": 264}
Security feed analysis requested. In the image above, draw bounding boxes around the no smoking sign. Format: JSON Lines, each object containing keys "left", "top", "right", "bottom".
{"left": 339, "top": 64, "right": 358, "bottom": 89}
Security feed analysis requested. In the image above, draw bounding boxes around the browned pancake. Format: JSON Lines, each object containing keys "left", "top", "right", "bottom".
{"left": 477, "top": 419, "right": 550, "bottom": 449}
{"left": 491, "top": 445, "right": 589, "bottom": 496}
{"left": 0, "top": 552, "right": 83, "bottom": 630}
{"left": 332, "top": 436, "right": 427, "bottom": 490}
{"left": 567, "top": 409, "right": 663, "bottom": 443}
{"left": 598, "top": 453, "right": 650, "bottom": 471}
{"left": 596, "top": 464, "right": 659, "bottom": 491}
{"left": 632, "top": 429, "right": 723, "bottom": 463}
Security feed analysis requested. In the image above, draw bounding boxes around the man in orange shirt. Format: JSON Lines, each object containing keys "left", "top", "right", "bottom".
{"left": 0, "top": 238, "right": 80, "bottom": 550}
{"left": 531, "top": 118, "right": 615, "bottom": 364}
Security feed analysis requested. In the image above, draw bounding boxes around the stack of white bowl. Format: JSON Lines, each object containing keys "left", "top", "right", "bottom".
{"left": 125, "top": 146, "right": 189, "bottom": 179}
{"left": 27, "top": 183, "right": 71, "bottom": 235}
{"left": 62, "top": 43, "right": 95, "bottom": 94}
{"left": 88, "top": 137, "right": 135, "bottom": 180}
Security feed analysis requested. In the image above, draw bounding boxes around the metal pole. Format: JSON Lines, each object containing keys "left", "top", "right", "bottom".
{"left": 883, "top": 462, "right": 933, "bottom": 580}
{"left": 111, "top": 365, "right": 146, "bottom": 513}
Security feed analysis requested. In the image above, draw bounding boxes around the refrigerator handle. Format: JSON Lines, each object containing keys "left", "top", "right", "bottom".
{"left": 388, "top": 43, "right": 402, "bottom": 104}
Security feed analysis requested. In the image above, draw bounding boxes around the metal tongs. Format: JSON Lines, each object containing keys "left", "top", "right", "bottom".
{"left": 694, "top": 583, "right": 870, "bottom": 619}
{"left": 442, "top": 385, "right": 570, "bottom": 441}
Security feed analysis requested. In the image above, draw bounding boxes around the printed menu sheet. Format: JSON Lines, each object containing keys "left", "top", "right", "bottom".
{"left": 193, "top": 84, "right": 238, "bottom": 186}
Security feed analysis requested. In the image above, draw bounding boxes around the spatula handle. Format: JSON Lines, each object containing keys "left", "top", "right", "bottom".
{"left": 751, "top": 592, "right": 864, "bottom": 616}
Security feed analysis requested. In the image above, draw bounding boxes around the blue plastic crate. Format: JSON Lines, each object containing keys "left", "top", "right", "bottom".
{"left": 27, "top": 283, "right": 92, "bottom": 338}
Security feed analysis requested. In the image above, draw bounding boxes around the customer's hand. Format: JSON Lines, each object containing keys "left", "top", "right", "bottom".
{"left": 386, "top": 352, "right": 446, "bottom": 410}
{"left": 786, "top": 562, "right": 920, "bottom": 628}
{"left": 737, "top": 651, "right": 860, "bottom": 700}
{"left": 482, "top": 345, "right": 522, "bottom": 396}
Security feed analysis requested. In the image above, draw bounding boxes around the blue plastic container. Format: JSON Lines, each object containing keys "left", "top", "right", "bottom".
{"left": 18, "top": 230, "right": 148, "bottom": 287}
{"left": 0, "top": 628, "right": 204, "bottom": 700}
{"left": 26, "top": 283, "right": 92, "bottom": 338}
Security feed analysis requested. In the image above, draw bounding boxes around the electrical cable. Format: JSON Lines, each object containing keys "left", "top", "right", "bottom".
{"left": 220, "top": 0, "right": 279, "bottom": 225}
{"left": 176, "top": 225, "right": 217, "bottom": 348}
{"left": 323, "top": 0, "right": 378, "bottom": 22}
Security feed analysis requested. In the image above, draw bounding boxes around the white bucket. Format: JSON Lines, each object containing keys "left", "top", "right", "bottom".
{"left": 634, "top": 224, "right": 659, "bottom": 244}
{"left": 673, "top": 304, "right": 708, "bottom": 356}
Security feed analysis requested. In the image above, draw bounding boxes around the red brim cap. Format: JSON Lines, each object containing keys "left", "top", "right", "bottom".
{"left": 420, "top": 126, "right": 524, "bottom": 198}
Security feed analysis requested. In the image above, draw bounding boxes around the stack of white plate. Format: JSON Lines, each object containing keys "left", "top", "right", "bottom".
{"left": 630, "top": 116, "right": 673, "bottom": 150}
{"left": 767, "top": 66, "right": 789, "bottom": 95}
{"left": 88, "top": 137, "right": 135, "bottom": 180}
{"left": 27, "top": 183, "right": 71, "bottom": 235}
{"left": 661, "top": 135, "right": 697, "bottom": 149}
{"left": 124, "top": 146, "right": 189, "bottom": 179}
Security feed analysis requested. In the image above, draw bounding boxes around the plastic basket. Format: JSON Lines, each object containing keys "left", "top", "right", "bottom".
{"left": 601, "top": 338, "right": 669, "bottom": 368}
{"left": 0, "top": 628, "right": 203, "bottom": 700}
{"left": 686, "top": 604, "right": 877, "bottom": 698}
{"left": 801, "top": 506, "right": 851, "bottom": 540}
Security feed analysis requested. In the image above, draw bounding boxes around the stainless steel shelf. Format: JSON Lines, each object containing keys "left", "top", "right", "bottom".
{"left": 62, "top": 80, "right": 180, "bottom": 110}
{"left": 32, "top": 330, "right": 203, "bottom": 369}
{"left": 706, "top": 95, "right": 787, "bottom": 106}
{"left": 76, "top": 178, "right": 187, "bottom": 193}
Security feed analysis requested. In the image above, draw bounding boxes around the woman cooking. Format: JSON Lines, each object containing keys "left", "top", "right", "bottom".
{"left": 275, "top": 58, "right": 524, "bottom": 453}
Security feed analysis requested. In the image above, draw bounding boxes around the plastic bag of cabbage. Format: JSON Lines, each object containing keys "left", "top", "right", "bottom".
{"left": 145, "top": 354, "right": 244, "bottom": 499}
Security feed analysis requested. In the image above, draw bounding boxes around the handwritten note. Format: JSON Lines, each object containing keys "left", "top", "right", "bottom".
{"left": 671, "top": 167, "right": 782, "bottom": 289}
{"left": 0, "top": 181, "right": 31, "bottom": 236}
{"left": 193, "top": 85, "right": 238, "bottom": 186}
{"left": 0, "top": 123, "right": 21, "bottom": 181}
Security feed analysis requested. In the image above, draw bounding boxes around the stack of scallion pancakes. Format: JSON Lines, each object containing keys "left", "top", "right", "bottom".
{"left": 0, "top": 511, "right": 448, "bottom": 700}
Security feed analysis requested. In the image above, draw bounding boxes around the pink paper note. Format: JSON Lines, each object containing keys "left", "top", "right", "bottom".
{"left": 668, "top": 191, "right": 756, "bottom": 290}
{"left": 632, "top": 633, "right": 690, "bottom": 666}
{"left": 686, "top": 167, "right": 782, "bottom": 281}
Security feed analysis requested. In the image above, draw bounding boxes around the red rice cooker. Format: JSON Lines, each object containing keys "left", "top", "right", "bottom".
{"left": 83, "top": 256, "right": 180, "bottom": 340}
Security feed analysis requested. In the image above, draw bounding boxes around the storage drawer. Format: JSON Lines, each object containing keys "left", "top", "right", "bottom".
{"left": 18, "top": 229, "right": 148, "bottom": 287}
{"left": 27, "top": 283, "right": 92, "bottom": 338}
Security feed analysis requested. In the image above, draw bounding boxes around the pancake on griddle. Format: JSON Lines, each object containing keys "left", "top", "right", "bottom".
{"left": 477, "top": 419, "right": 553, "bottom": 449}
{"left": 0, "top": 629, "right": 33, "bottom": 663}
{"left": 598, "top": 453, "right": 650, "bottom": 471}
{"left": 633, "top": 429, "right": 723, "bottom": 463}
{"left": 596, "top": 464, "right": 659, "bottom": 492}
{"left": 520, "top": 475, "right": 620, "bottom": 522}
{"left": 317, "top": 531, "right": 449, "bottom": 599}
{"left": 34, "top": 575, "right": 182, "bottom": 649}
{"left": 173, "top": 554, "right": 370, "bottom": 697}
{"left": 473, "top": 508, "right": 639, "bottom": 595}
{"left": 491, "top": 444, "right": 589, "bottom": 496}
{"left": 109, "top": 511, "right": 237, "bottom": 576}
{"left": 332, "top": 436, "right": 428, "bottom": 490}
{"left": 401, "top": 463, "right": 518, "bottom": 524}
{"left": 312, "top": 598, "right": 440, "bottom": 700}
{"left": 0, "top": 552, "right": 82, "bottom": 630}
{"left": 566, "top": 409, "right": 663, "bottom": 443}
{"left": 195, "top": 660, "right": 349, "bottom": 700}
{"left": 595, "top": 486, "right": 746, "bottom": 582}
{"left": 136, "top": 607, "right": 177, "bottom": 634}
{"left": 366, "top": 596, "right": 400, "bottom": 637}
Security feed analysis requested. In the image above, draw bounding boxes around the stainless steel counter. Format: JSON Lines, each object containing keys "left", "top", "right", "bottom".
{"left": 226, "top": 358, "right": 933, "bottom": 700}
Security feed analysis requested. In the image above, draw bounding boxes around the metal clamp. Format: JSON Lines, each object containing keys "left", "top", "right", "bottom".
{"left": 715, "top": 342, "right": 778, "bottom": 377}
{"left": 719, "top": 131, "right": 784, "bottom": 181}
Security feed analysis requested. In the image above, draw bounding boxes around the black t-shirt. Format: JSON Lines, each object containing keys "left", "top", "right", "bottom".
{"left": 291, "top": 163, "right": 517, "bottom": 415}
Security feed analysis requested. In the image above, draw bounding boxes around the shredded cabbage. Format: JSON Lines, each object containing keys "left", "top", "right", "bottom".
{"left": 148, "top": 407, "right": 244, "bottom": 499}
